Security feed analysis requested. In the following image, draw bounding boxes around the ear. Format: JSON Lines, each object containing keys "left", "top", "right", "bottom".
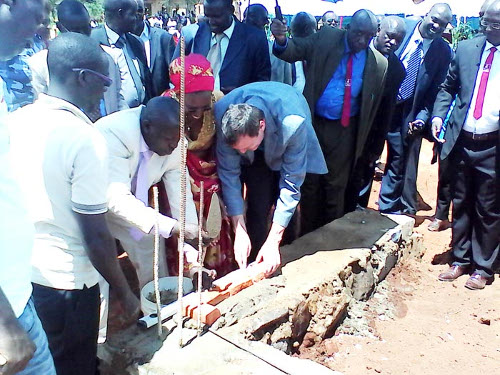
{"left": 259, "top": 119, "right": 266, "bottom": 132}
{"left": 75, "top": 70, "right": 87, "bottom": 87}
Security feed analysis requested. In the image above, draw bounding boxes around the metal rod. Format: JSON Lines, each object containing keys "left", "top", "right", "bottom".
{"left": 152, "top": 186, "right": 162, "bottom": 337}
{"left": 197, "top": 181, "right": 204, "bottom": 335}
{"left": 177, "top": 36, "right": 187, "bottom": 347}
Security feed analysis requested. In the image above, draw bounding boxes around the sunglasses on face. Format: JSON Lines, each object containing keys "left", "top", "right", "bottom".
{"left": 72, "top": 68, "right": 113, "bottom": 86}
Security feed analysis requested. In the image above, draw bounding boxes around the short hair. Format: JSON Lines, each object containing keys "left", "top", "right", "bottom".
{"left": 291, "top": 12, "right": 317, "bottom": 38}
{"left": 204, "top": 0, "right": 232, "bottom": 8}
{"left": 221, "top": 104, "right": 264, "bottom": 145}
{"left": 104, "top": 0, "right": 135, "bottom": 14}
{"left": 47, "top": 32, "right": 107, "bottom": 83}
{"left": 57, "top": 0, "right": 89, "bottom": 24}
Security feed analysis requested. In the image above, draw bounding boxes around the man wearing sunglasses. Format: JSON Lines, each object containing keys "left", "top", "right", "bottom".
{"left": 29, "top": 0, "right": 128, "bottom": 121}
{"left": 432, "top": 0, "right": 500, "bottom": 290}
{"left": 6, "top": 33, "right": 140, "bottom": 374}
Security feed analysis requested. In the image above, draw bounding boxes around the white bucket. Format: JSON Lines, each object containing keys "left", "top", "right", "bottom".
{"left": 140, "top": 277, "right": 193, "bottom": 315}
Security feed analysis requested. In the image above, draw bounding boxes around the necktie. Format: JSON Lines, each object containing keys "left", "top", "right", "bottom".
{"left": 207, "top": 34, "right": 224, "bottom": 78}
{"left": 115, "top": 35, "right": 145, "bottom": 105}
{"left": 134, "top": 150, "right": 153, "bottom": 205}
{"left": 340, "top": 53, "right": 353, "bottom": 127}
{"left": 473, "top": 46, "right": 497, "bottom": 120}
{"left": 398, "top": 41, "right": 423, "bottom": 102}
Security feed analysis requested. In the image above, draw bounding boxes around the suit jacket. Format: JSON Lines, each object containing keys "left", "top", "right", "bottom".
{"left": 174, "top": 20, "right": 271, "bottom": 93}
{"left": 214, "top": 82, "right": 327, "bottom": 227}
{"left": 95, "top": 106, "right": 198, "bottom": 237}
{"left": 91, "top": 25, "right": 153, "bottom": 105}
{"left": 273, "top": 26, "right": 388, "bottom": 162}
{"left": 364, "top": 51, "right": 406, "bottom": 160}
{"left": 27, "top": 49, "right": 127, "bottom": 115}
{"left": 433, "top": 36, "right": 497, "bottom": 160}
{"left": 395, "top": 19, "right": 452, "bottom": 132}
{"left": 146, "top": 23, "right": 176, "bottom": 96}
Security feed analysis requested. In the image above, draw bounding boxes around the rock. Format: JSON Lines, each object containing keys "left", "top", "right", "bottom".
{"left": 479, "top": 318, "right": 491, "bottom": 325}
{"left": 302, "top": 332, "right": 317, "bottom": 348}
{"left": 323, "top": 339, "right": 339, "bottom": 356}
{"left": 291, "top": 300, "right": 312, "bottom": 343}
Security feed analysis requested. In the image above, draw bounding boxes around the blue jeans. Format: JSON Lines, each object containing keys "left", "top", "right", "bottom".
{"left": 17, "top": 298, "right": 56, "bottom": 375}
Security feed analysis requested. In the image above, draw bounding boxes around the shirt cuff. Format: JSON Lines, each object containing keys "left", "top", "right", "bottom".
{"left": 158, "top": 215, "right": 177, "bottom": 238}
{"left": 273, "top": 39, "right": 288, "bottom": 53}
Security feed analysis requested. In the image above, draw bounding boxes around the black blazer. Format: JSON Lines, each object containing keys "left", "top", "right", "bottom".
{"left": 364, "top": 51, "right": 406, "bottom": 160}
{"left": 433, "top": 36, "right": 497, "bottom": 160}
{"left": 174, "top": 19, "right": 271, "bottom": 93}
{"left": 396, "top": 19, "right": 452, "bottom": 133}
{"left": 147, "top": 23, "right": 176, "bottom": 96}
{"left": 91, "top": 25, "right": 153, "bottom": 103}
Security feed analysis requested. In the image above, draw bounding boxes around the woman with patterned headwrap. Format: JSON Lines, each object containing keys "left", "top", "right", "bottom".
{"left": 162, "top": 54, "right": 236, "bottom": 277}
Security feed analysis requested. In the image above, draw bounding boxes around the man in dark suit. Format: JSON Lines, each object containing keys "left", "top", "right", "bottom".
{"left": 346, "top": 16, "right": 407, "bottom": 210}
{"left": 133, "top": 0, "right": 175, "bottom": 97}
{"left": 432, "top": 0, "right": 500, "bottom": 290}
{"left": 271, "top": 9, "right": 388, "bottom": 234}
{"left": 173, "top": 0, "right": 270, "bottom": 93}
{"left": 91, "top": 0, "right": 153, "bottom": 108}
{"left": 378, "top": 3, "right": 453, "bottom": 215}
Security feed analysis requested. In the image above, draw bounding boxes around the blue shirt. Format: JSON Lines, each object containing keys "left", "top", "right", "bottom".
{"left": 315, "top": 37, "right": 366, "bottom": 120}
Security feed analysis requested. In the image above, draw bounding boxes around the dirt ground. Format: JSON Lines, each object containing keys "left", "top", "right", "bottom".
{"left": 298, "top": 140, "right": 500, "bottom": 374}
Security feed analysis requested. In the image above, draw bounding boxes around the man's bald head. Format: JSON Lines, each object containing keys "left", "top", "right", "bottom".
{"left": 419, "top": 3, "right": 452, "bottom": 40}
{"left": 57, "top": 0, "right": 91, "bottom": 36}
{"left": 482, "top": 0, "right": 500, "bottom": 45}
{"left": 104, "top": 0, "right": 137, "bottom": 34}
{"left": 480, "top": 0, "right": 496, "bottom": 17}
{"left": 347, "top": 9, "right": 378, "bottom": 53}
{"left": 374, "top": 16, "right": 407, "bottom": 55}
{"left": 291, "top": 12, "right": 317, "bottom": 38}
{"left": 244, "top": 4, "right": 268, "bottom": 30}
{"left": 140, "top": 97, "right": 181, "bottom": 156}
{"left": 322, "top": 11, "right": 338, "bottom": 27}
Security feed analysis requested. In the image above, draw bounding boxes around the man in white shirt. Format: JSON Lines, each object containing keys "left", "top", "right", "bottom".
{"left": 432, "top": 0, "right": 500, "bottom": 290}
{"left": 96, "top": 96, "right": 200, "bottom": 288}
{"left": 0, "top": 0, "right": 56, "bottom": 374}
{"left": 7, "top": 33, "right": 140, "bottom": 375}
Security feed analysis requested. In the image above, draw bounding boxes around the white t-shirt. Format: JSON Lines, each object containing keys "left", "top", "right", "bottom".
{"left": 0, "top": 77, "right": 34, "bottom": 317}
{"left": 7, "top": 94, "right": 109, "bottom": 290}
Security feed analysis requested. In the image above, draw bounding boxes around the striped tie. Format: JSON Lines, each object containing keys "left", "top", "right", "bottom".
{"left": 398, "top": 42, "right": 423, "bottom": 102}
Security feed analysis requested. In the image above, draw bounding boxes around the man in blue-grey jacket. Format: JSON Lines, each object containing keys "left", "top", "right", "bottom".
{"left": 214, "top": 82, "right": 327, "bottom": 275}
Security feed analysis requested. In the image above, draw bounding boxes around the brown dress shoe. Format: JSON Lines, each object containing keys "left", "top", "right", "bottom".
{"left": 438, "top": 265, "right": 467, "bottom": 281}
{"left": 465, "top": 273, "right": 488, "bottom": 290}
{"left": 428, "top": 218, "right": 451, "bottom": 232}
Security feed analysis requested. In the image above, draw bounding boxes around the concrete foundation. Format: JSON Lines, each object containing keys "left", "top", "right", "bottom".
{"left": 98, "top": 210, "right": 420, "bottom": 375}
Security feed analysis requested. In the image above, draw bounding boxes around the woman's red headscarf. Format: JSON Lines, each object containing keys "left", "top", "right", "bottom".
{"left": 168, "top": 53, "right": 215, "bottom": 94}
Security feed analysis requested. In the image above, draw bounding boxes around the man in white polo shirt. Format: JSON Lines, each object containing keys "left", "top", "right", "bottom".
{"left": 7, "top": 33, "right": 140, "bottom": 375}
{"left": 0, "top": 0, "right": 56, "bottom": 374}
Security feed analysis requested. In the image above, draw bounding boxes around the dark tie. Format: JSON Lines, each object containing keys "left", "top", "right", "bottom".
{"left": 341, "top": 53, "right": 353, "bottom": 127}
{"left": 473, "top": 46, "right": 496, "bottom": 120}
{"left": 398, "top": 41, "right": 423, "bottom": 102}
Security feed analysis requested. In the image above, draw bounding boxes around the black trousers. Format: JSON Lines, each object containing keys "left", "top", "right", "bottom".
{"left": 449, "top": 135, "right": 499, "bottom": 278}
{"left": 32, "top": 283, "right": 100, "bottom": 375}
{"left": 301, "top": 116, "right": 357, "bottom": 235}
{"left": 434, "top": 154, "right": 453, "bottom": 221}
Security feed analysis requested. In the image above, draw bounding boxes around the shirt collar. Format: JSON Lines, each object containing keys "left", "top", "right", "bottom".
{"left": 36, "top": 94, "right": 93, "bottom": 126}
{"left": 140, "top": 22, "right": 150, "bottom": 40}
{"left": 485, "top": 41, "right": 497, "bottom": 52}
{"left": 212, "top": 18, "right": 235, "bottom": 41}
{"left": 105, "top": 24, "right": 121, "bottom": 45}
{"left": 343, "top": 35, "right": 367, "bottom": 58}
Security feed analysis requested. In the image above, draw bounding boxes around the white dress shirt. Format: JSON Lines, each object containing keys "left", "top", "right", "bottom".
{"left": 463, "top": 42, "right": 500, "bottom": 134}
{"left": 210, "top": 18, "right": 235, "bottom": 90}
{"left": 0, "top": 77, "right": 34, "bottom": 317}
{"left": 105, "top": 24, "right": 142, "bottom": 107}
{"left": 139, "top": 22, "right": 151, "bottom": 68}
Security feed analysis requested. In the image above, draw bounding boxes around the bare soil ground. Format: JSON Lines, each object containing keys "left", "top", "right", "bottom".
{"left": 298, "top": 140, "right": 500, "bottom": 375}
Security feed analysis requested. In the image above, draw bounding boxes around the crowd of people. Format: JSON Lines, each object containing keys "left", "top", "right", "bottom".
{"left": 0, "top": 0, "right": 498, "bottom": 374}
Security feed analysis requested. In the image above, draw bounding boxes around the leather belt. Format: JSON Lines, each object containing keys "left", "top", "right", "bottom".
{"left": 461, "top": 130, "right": 498, "bottom": 142}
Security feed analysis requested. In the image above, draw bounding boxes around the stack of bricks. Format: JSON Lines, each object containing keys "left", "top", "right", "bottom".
{"left": 182, "top": 262, "right": 268, "bottom": 325}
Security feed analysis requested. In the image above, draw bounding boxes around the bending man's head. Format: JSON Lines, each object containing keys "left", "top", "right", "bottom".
{"left": 221, "top": 104, "right": 265, "bottom": 153}
{"left": 374, "top": 16, "right": 407, "bottom": 55}
{"left": 140, "top": 97, "right": 181, "bottom": 156}
{"left": 346, "top": 9, "right": 378, "bottom": 53}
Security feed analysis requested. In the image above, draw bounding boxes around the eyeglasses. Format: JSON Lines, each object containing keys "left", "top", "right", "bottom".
{"left": 480, "top": 19, "right": 500, "bottom": 30}
{"left": 72, "top": 68, "right": 113, "bottom": 86}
